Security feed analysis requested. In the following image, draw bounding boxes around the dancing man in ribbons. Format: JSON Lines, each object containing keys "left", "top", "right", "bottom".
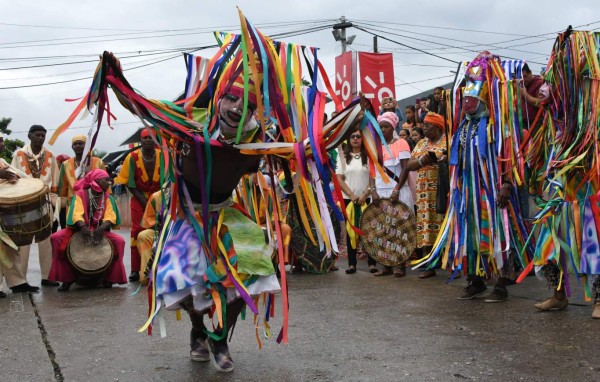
{"left": 48, "top": 169, "right": 127, "bottom": 291}
{"left": 414, "top": 52, "right": 533, "bottom": 302}
{"left": 520, "top": 28, "right": 600, "bottom": 318}
{"left": 52, "top": 11, "right": 386, "bottom": 373}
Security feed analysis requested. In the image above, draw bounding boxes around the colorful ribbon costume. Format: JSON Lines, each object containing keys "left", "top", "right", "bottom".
{"left": 414, "top": 51, "right": 533, "bottom": 282}
{"left": 53, "top": 10, "right": 390, "bottom": 344}
{"left": 518, "top": 29, "right": 600, "bottom": 301}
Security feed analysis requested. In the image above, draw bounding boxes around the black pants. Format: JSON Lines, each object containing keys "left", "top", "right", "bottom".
{"left": 344, "top": 198, "right": 376, "bottom": 268}
{"left": 59, "top": 207, "right": 67, "bottom": 230}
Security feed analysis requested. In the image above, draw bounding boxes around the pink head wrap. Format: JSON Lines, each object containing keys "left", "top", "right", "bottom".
{"left": 377, "top": 111, "right": 399, "bottom": 129}
{"left": 73, "top": 169, "right": 110, "bottom": 192}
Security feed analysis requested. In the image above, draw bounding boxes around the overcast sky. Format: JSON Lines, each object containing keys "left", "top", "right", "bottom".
{"left": 1, "top": 0, "right": 598, "bottom": 156}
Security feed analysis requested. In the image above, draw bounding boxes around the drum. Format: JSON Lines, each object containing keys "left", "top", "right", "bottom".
{"left": 67, "top": 232, "right": 114, "bottom": 276}
{"left": 360, "top": 198, "right": 417, "bottom": 267}
{"left": 0, "top": 178, "right": 52, "bottom": 246}
{"left": 287, "top": 197, "right": 340, "bottom": 274}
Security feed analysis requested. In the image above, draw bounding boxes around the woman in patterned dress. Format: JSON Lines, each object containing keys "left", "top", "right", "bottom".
{"left": 406, "top": 113, "right": 447, "bottom": 279}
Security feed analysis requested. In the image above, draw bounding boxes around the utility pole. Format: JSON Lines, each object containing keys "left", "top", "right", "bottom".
{"left": 373, "top": 36, "right": 378, "bottom": 53}
{"left": 332, "top": 16, "right": 354, "bottom": 53}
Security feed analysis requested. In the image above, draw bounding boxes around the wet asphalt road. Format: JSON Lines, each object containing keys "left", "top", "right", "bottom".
{"left": 1, "top": 229, "right": 600, "bottom": 382}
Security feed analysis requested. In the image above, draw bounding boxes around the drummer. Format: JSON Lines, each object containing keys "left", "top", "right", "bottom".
{"left": 0, "top": 133, "right": 40, "bottom": 296}
{"left": 58, "top": 134, "right": 107, "bottom": 215}
{"left": 48, "top": 169, "right": 127, "bottom": 291}
{"left": 11, "top": 124, "right": 60, "bottom": 287}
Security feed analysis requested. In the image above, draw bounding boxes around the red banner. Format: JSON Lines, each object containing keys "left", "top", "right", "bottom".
{"left": 358, "top": 52, "right": 395, "bottom": 111}
{"left": 335, "top": 52, "right": 357, "bottom": 108}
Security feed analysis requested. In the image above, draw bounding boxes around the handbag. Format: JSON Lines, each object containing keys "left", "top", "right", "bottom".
{"left": 436, "top": 161, "right": 450, "bottom": 214}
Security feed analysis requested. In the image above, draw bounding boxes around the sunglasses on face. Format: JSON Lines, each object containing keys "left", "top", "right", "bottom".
{"left": 350, "top": 134, "right": 361, "bottom": 139}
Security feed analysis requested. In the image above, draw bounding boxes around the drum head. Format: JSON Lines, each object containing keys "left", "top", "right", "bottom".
{"left": 360, "top": 198, "right": 417, "bottom": 267}
{"left": 67, "top": 232, "right": 114, "bottom": 275}
{"left": 0, "top": 178, "right": 47, "bottom": 204}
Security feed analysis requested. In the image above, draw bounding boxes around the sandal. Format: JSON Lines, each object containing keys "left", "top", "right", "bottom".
{"left": 369, "top": 266, "right": 378, "bottom": 274}
{"left": 419, "top": 270, "right": 436, "bottom": 279}
{"left": 345, "top": 266, "right": 357, "bottom": 274}
{"left": 394, "top": 268, "right": 406, "bottom": 278}
{"left": 374, "top": 269, "right": 392, "bottom": 277}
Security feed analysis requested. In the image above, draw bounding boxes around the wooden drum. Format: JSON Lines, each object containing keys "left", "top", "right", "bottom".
{"left": 0, "top": 178, "right": 52, "bottom": 246}
{"left": 67, "top": 232, "right": 114, "bottom": 276}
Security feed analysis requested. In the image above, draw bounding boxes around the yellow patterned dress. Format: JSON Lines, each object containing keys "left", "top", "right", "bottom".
{"left": 411, "top": 135, "right": 446, "bottom": 248}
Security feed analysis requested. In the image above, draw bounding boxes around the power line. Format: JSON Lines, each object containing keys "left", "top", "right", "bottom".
{"left": 354, "top": 21, "right": 550, "bottom": 58}
{"left": 9, "top": 120, "right": 143, "bottom": 134}
{"left": 397, "top": 74, "right": 454, "bottom": 86}
{"left": 353, "top": 25, "right": 461, "bottom": 64}
{"left": 0, "top": 49, "right": 197, "bottom": 71}
{"left": 0, "top": 23, "right": 335, "bottom": 90}
{"left": 351, "top": 19, "right": 530, "bottom": 37}
{"left": 0, "top": 19, "right": 333, "bottom": 48}
{"left": 0, "top": 20, "right": 335, "bottom": 50}
{"left": 355, "top": 24, "right": 548, "bottom": 65}
{"left": 0, "top": 18, "right": 336, "bottom": 33}
{"left": 354, "top": 20, "right": 600, "bottom": 56}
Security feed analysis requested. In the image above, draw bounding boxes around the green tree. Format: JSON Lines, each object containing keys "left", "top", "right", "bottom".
{"left": 0, "top": 118, "right": 25, "bottom": 162}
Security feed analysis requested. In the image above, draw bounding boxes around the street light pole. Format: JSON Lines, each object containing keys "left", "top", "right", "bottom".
{"left": 332, "top": 16, "right": 354, "bottom": 53}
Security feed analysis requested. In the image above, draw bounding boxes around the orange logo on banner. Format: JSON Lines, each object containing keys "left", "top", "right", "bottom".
{"left": 358, "top": 52, "right": 395, "bottom": 111}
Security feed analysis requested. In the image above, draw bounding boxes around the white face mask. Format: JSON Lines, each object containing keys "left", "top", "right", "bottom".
{"left": 538, "top": 83, "right": 551, "bottom": 101}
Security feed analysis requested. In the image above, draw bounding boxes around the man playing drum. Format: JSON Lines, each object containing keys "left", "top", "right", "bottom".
{"left": 11, "top": 124, "right": 60, "bottom": 287}
{"left": 0, "top": 133, "right": 40, "bottom": 296}
{"left": 58, "top": 134, "right": 107, "bottom": 215}
{"left": 48, "top": 169, "right": 127, "bottom": 291}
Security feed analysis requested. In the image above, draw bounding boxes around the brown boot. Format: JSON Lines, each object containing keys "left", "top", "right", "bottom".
{"left": 592, "top": 302, "right": 600, "bottom": 319}
{"left": 534, "top": 296, "right": 568, "bottom": 311}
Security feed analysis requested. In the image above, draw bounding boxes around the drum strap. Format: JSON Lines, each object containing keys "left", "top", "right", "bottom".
{"left": 383, "top": 166, "right": 401, "bottom": 183}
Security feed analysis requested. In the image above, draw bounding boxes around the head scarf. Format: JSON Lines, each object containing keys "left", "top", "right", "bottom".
{"left": 140, "top": 128, "right": 151, "bottom": 139}
{"left": 377, "top": 111, "right": 399, "bottom": 128}
{"left": 225, "top": 72, "right": 257, "bottom": 105}
{"left": 73, "top": 169, "right": 109, "bottom": 192}
{"left": 71, "top": 134, "right": 87, "bottom": 144}
{"left": 424, "top": 112, "right": 446, "bottom": 131}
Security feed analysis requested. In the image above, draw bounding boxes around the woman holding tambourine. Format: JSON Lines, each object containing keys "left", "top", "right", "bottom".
{"left": 369, "top": 112, "right": 415, "bottom": 277}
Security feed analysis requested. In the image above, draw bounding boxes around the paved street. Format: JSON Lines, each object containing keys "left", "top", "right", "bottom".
{"left": 1, "top": 229, "right": 600, "bottom": 382}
